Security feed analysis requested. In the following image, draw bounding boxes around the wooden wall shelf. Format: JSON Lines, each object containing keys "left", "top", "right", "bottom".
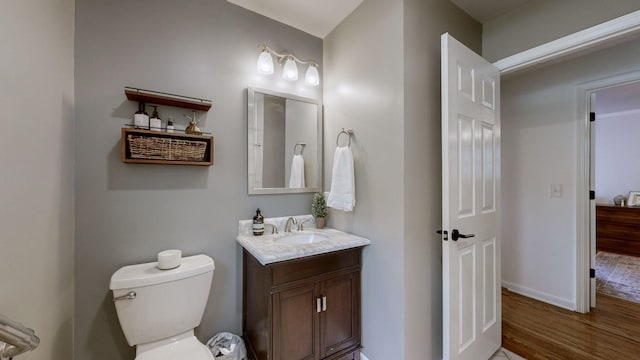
{"left": 125, "top": 87, "right": 212, "bottom": 112}
{"left": 121, "top": 128, "right": 214, "bottom": 166}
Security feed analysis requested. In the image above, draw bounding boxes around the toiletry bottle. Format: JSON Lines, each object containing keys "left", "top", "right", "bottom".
{"left": 150, "top": 105, "right": 161, "bottom": 131}
{"left": 166, "top": 116, "right": 175, "bottom": 133}
{"left": 134, "top": 102, "right": 149, "bottom": 129}
{"left": 253, "top": 208, "right": 264, "bottom": 236}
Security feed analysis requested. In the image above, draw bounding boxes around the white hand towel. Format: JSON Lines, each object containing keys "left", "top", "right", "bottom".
{"left": 327, "top": 146, "right": 355, "bottom": 211}
{"left": 288, "top": 154, "right": 305, "bottom": 188}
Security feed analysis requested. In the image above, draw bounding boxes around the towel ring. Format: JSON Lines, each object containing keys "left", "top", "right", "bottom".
{"left": 293, "top": 143, "right": 306, "bottom": 155}
{"left": 336, "top": 128, "right": 354, "bottom": 147}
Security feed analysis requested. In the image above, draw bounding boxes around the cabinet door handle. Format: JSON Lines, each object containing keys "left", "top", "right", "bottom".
{"left": 317, "top": 297, "right": 322, "bottom": 313}
{"left": 322, "top": 296, "right": 327, "bottom": 311}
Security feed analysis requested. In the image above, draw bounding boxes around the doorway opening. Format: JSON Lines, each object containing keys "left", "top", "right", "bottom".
{"left": 589, "top": 79, "right": 640, "bottom": 306}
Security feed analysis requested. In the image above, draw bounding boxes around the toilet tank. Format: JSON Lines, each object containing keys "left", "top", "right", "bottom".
{"left": 110, "top": 254, "right": 215, "bottom": 346}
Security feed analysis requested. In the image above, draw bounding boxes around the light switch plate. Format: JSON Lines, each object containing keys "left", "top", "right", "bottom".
{"left": 550, "top": 184, "right": 563, "bottom": 198}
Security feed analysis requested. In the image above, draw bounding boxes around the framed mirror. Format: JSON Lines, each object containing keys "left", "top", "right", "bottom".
{"left": 248, "top": 86, "right": 322, "bottom": 194}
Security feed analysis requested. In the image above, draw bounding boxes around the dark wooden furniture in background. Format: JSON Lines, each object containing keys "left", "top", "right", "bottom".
{"left": 243, "top": 248, "right": 363, "bottom": 360}
{"left": 596, "top": 205, "right": 640, "bottom": 257}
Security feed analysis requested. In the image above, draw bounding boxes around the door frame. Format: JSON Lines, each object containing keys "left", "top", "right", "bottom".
{"left": 493, "top": 10, "right": 640, "bottom": 76}
{"left": 576, "top": 71, "right": 640, "bottom": 311}
{"left": 490, "top": 10, "right": 640, "bottom": 314}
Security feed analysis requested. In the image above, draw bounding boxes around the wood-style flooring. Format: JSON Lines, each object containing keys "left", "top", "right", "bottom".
{"left": 502, "top": 288, "right": 640, "bottom": 359}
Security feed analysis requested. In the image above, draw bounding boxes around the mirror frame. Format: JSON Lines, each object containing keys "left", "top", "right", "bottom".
{"left": 247, "top": 86, "right": 323, "bottom": 195}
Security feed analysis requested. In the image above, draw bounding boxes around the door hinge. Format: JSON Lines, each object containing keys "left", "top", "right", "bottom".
{"left": 590, "top": 112, "right": 596, "bottom": 122}
{"left": 590, "top": 191, "right": 595, "bottom": 200}
{"left": 590, "top": 268, "right": 596, "bottom": 278}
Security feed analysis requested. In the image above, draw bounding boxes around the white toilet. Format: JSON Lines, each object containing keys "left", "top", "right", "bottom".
{"left": 110, "top": 254, "right": 215, "bottom": 360}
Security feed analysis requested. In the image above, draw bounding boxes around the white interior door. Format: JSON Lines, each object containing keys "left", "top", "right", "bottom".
{"left": 441, "top": 33, "right": 501, "bottom": 360}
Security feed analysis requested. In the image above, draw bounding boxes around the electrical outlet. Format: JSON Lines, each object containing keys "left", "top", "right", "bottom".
{"left": 550, "top": 184, "right": 563, "bottom": 198}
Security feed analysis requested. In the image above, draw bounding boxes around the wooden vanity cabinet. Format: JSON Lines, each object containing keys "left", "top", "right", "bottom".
{"left": 243, "top": 247, "right": 363, "bottom": 360}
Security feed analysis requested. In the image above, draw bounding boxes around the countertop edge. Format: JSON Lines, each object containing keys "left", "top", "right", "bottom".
{"left": 236, "top": 228, "right": 371, "bottom": 266}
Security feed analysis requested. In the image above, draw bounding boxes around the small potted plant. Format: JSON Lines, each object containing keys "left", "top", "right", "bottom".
{"left": 311, "top": 192, "right": 328, "bottom": 229}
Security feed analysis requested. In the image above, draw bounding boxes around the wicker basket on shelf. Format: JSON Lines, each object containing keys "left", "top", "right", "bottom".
{"left": 127, "top": 134, "right": 207, "bottom": 161}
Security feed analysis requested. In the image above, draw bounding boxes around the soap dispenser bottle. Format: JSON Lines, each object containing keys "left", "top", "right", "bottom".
{"left": 149, "top": 105, "right": 161, "bottom": 131}
{"left": 133, "top": 102, "right": 149, "bottom": 129}
{"left": 253, "top": 208, "right": 264, "bottom": 236}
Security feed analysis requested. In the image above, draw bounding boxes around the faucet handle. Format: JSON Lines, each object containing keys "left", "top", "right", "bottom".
{"left": 298, "top": 219, "right": 311, "bottom": 231}
{"left": 264, "top": 223, "right": 278, "bottom": 234}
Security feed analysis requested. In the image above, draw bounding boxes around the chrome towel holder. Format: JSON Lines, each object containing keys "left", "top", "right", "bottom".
{"left": 336, "top": 128, "right": 354, "bottom": 147}
{"left": 0, "top": 314, "right": 39, "bottom": 359}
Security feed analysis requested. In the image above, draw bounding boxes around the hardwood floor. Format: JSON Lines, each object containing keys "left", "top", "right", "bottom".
{"left": 502, "top": 288, "right": 640, "bottom": 359}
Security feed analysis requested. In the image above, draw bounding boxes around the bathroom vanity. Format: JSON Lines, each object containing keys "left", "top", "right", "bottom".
{"left": 237, "top": 218, "right": 370, "bottom": 360}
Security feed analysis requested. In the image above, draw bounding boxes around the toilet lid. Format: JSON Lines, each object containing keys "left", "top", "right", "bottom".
{"left": 136, "top": 337, "right": 214, "bottom": 360}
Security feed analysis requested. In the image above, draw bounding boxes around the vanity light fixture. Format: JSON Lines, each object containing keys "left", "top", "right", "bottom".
{"left": 304, "top": 63, "right": 320, "bottom": 86}
{"left": 256, "top": 44, "right": 320, "bottom": 86}
{"left": 257, "top": 49, "right": 274, "bottom": 74}
{"left": 282, "top": 56, "right": 299, "bottom": 81}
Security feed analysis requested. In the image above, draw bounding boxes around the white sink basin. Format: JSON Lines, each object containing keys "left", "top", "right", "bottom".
{"left": 277, "top": 232, "right": 330, "bottom": 245}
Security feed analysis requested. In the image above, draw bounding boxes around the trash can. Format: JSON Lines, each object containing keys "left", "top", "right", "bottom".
{"left": 206, "top": 332, "right": 247, "bottom": 360}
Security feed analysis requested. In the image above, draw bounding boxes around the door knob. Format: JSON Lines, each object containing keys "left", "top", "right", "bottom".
{"left": 451, "top": 229, "right": 474, "bottom": 241}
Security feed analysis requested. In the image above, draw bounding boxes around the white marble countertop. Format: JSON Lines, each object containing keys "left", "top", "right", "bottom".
{"left": 236, "top": 215, "right": 371, "bottom": 265}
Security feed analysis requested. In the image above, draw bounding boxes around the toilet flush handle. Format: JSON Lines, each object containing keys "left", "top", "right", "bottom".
{"left": 113, "top": 291, "right": 136, "bottom": 302}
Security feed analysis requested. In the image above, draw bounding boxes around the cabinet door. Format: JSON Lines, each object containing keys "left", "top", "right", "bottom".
{"left": 272, "top": 283, "right": 320, "bottom": 360}
{"left": 320, "top": 272, "right": 360, "bottom": 359}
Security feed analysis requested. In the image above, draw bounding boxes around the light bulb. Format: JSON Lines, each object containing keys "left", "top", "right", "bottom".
{"left": 282, "top": 57, "right": 298, "bottom": 81}
{"left": 305, "top": 64, "right": 320, "bottom": 86}
{"left": 257, "top": 50, "right": 274, "bottom": 75}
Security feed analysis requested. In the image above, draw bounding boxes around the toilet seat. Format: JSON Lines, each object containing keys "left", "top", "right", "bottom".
{"left": 136, "top": 335, "right": 213, "bottom": 360}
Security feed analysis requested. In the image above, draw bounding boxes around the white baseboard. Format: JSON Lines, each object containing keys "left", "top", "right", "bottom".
{"left": 360, "top": 354, "right": 370, "bottom": 360}
{"left": 503, "top": 281, "right": 575, "bottom": 311}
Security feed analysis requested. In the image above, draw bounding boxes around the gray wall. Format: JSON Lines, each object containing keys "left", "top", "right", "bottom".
{"left": 324, "top": 1, "right": 406, "bottom": 358}
{"left": 74, "top": 0, "right": 321, "bottom": 359}
{"left": 403, "top": 1, "right": 481, "bottom": 359}
{"left": 0, "top": 1, "right": 75, "bottom": 360}
{"left": 594, "top": 109, "right": 640, "bottom": 204}
{"left": 482, "top": 0, "right": 640, "bottom": 61}
{"left": 324, "top": 0, "right": 480, "bottom": 358}
{"left": 501, "top": 37, "right": 640, "bottom": 310}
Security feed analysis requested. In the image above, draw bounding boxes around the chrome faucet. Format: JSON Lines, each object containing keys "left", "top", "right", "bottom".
{"left": 297, "top": 219, "right": 311, "bottom": 231}
{"left": 284, "top": 217, "right": 297, "bottom": 232}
